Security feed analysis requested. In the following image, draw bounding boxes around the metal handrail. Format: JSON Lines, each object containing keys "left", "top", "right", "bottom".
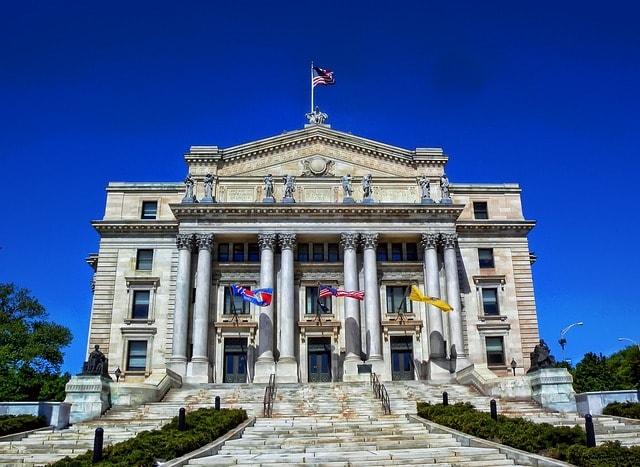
{"left": 370, "top": 372, "right": 391, "bottom": 415}
{"left": 263, "top": 373, "right": 276, "bottom": 418}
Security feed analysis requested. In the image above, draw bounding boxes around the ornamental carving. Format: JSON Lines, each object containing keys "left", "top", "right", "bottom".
{"left": 340, "top": 233, "right": 359, "bottom": 250}
{"left": 195, "top": 233, "right": 215, "bottom": 251}
{"left": 421, "top": 233, "right": 439, "bottom": 250}
{"left": 361, "top": 233, "right": 379, "bottom": 250}
{"left": 442, "top": 233, "right": 458, "bottom": 249}
{"left": 278, "top": 233, "right": 297, "bottom": 250}
{"left": 301, "top": 156, "right": 334, "bottom": 177}
{"left": 176, "top": 234, "right": 194, "bottom": 251}
{"left": 257, "top": 233, "right": 277, "bottom": 250}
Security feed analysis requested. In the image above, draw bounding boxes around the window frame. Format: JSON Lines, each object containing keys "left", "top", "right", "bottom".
{"left": 135, "top": 249, "right": 154, "bottom": 271}
{"left": 126, "top": 340, "right": 148, "bottom": 372}
{"left": 386, "top": 285, "right": 412, "bottom": 314}
{"left": 305, "top": 286, "right": 332, "bottom": 315}
{"left": 485, "top": 336, "right": 505, "bottom": 367}
{"left": 141, "top": 201, "right": 158, "bottom": 220}
{"left": 473, "top": 201, "right": 489, "bottom": 219}
{"left": 478, "top": 248, "right": 495, "bottom": 269}
{"left": 223, "top": 286, "right": 250, "bottom": 315}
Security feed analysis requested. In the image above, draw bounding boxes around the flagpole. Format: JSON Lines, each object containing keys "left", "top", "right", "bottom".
{"left": 310, "top": 62, "right": 314, "bottom": 113}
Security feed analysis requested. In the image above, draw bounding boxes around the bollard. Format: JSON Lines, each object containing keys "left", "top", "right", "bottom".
{"left": 215, "top": 395, "right": 221, "bottom": 411}
{"left": 92, "top": 427, "right": 104, "bottom": 464}
{"left": 178, "top": 407, "right": 186, "bottom": 431}
{"left": 490, "top": 399, "right": 497, "bottom": 421}
{"left": 585, "top": 414, "right": 596, "bottom": 447}
{"left": 442, "top": 391, "right": 449, "bottom": 406}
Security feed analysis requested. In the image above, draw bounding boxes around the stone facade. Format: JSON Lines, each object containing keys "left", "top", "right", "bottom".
{"left": 85, "top": 123, "right": 540, "bottom": 385}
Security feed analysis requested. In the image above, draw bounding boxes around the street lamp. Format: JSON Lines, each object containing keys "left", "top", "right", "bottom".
{"left": 558, "top": 321, "right": 584, "bottom": 362}
{"left": 618, "top": 337, "right": 640, "bottom": 352}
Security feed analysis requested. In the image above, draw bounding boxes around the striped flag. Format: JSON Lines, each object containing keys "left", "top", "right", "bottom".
{"left": 312, "top": 67, "right": 335, "bottom": 87}
{"left": 319, "top": 285, "right": 364, "bottom": 301}
{"left": 232, "top": 284, "right": 273, "bottom": 307}
{"left": 408, "top": 285, "right": 453, "bottom": 312}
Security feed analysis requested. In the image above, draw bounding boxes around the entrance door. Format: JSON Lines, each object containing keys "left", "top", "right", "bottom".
{"left": 391, "top": 336, "right": 414, "bottom": 381}
{"left": 308, "top": 337, "right": 331, "bottom": 382}
{"left": 223, "top": 338, "right": 247, "bottom": 383}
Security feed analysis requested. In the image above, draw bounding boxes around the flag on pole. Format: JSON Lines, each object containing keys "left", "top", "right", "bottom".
{"left": 232, "top": 284, "right": 273, "bottom": 307}
{"left": 409, "top": 285, "right": 453, "bottom": 312}
{"left": 319, "top": 285, "right": 364, "bottom": 301}
{"left": 312, "top": 67, "right": 335, "bottom": 87}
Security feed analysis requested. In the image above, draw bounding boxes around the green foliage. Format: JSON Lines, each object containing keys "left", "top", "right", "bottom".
{"left": 569, "top": 348, "right": 640, "bottom": 393}
{"left": 0, "top": 414, "right": 47, "bottom": 436}
{"left": 0, "top": 283, "right": 72, "bottom": 401}
{"left": 51, "top": 408, "right": 247, "bottom": 467}
{"left": 602, "top": 402, "right": 640, "bottom": 420}
{"left": 565, "top": 441, "right": 640, "bottom": 467}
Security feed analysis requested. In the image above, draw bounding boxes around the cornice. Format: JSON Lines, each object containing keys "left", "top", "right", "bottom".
{"left": 91, "top": 220, "right": 179, "bottom": 234}
{"left": 456, "top": 220, "right": 536, "bottom": 234}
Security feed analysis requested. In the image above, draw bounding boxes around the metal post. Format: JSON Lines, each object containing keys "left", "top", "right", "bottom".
{"left": 215, "top": 395, "right": 221, "bottom": 411}
{"left": 442, "top": 392, "right": 448, "bottom": 406}
{"left": 490, "top": 399, "right": 497, "bottom": 421}
{"left": 92, "top": 427, "right": 104, "bottom": 464}
{"left": 178, "top": 407, "right": 186, "bottom": 431}
{"left": 585, "top": 414, "right": 596, "bottom": 447}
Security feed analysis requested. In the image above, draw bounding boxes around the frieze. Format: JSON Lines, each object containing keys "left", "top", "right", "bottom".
{"left": 225, "top": 188, "right": 255, "bottom": 202}
{"left": 301, "top": 188, "right": 333, "bottom": 202}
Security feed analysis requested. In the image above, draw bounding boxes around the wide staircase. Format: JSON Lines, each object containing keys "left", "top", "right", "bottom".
{"left": 1, "top": 380, "right": 640, "bottom": 465}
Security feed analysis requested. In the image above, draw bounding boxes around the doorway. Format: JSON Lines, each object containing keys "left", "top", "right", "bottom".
{"left": 223, "top": 337, "right": 247, "bottom": 383}
{"left": 308, "top": 337, "right": 331, "bottom": 382}
{"left": 391, "top": 335, "right": 414, "bottom": 381}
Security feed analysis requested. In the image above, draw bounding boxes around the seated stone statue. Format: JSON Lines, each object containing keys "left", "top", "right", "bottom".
{"left": 84, "top": 344, "right": 107, "bottom": 376}
{"left": 528, "top": 339, "right": 555, "bottom": 372}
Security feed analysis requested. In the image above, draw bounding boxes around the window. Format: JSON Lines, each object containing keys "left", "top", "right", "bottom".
{"left": 376, "top": 244, "right": 388, "bottom": 261}
{"left": 126, "top": 341, "right": 147, "bottom": 371}
{"left": 248, "top": 243, "right": 260, "bottom": 262}
{"left": 482, "top": 288, "right": 499, "bottom": 315}
{"left": 328, "top": 243, "right": 340, "bottom": 262}
{"left": 297, "top": 244, "right": 309, "bottom": 262}
{"left": 478, "top": 249, "right": 494, "bottom": 269}
{"left": 224, "top": 286, "right": 250, "bottom": 315}
{"left": 136, "top": 249, "right": 153, "bottom": 270}
{"left": 233, "top": 243, "right": 244, "bottom": 262}
{"left": 485, "top": 337, "right": 505, "bottom": 366}
{"left": 473, "top": 202, "right": 489, "bottom": 219}
{"left": 391, "top": 243, "right": 402, "bottom": 261}
{"left": 306, "top": 287, "right": 332, "bottom": 314}
{"left": 218, "top": 244, "right": 230, "bottom": 262}
{"left": 141, "top": 201, "right": 158, "bottom": 219}
{"left": 406, "top": 243, "right": 418, "bottom": 261}
{"left": 132, "top": 290, "right": 150, "bottom": 319}
{"left": 386, "top": 286, "right": 411, "bottom": 314}
{"left": 313, "top": 244, "right": 324, "bottom": 261}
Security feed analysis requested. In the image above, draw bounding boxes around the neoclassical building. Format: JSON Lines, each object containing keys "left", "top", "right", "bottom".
{"left": 86, "top": 115, "right": 540, "bottom": 385}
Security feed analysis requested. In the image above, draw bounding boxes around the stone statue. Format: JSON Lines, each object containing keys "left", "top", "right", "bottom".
{"left": 305, "top": 106, "right": 328, "bottom": 124}
{"left": 419, "top": 175, "right": 431, "bottom": 199}
{"left": 264, "top": 174, "right": 274, "bottom": 199}
{"left": 182, "top": 173, "right": 197, "bottom": 203}
{"left": 362, "top": 174, "right": 373, "bottom": 199}
{"left": 341, "top": 174, "right": 353, "bottom": 198}
{"left": 440, "top": 173, "right": 450, "bottom": 201}
{"left": 283, "top": 174, "right": 296, "bottom": 200}
{"left": 529, "top": 339, "right": 556, "bottom": 372}
{"left": 86, "top": 345, "right": 106, "bottom": 376}
{"left": 202, "top": 173, "right": 215, "bottom": 202}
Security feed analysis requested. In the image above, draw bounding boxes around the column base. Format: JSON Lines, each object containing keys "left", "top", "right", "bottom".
{"left": 168, "top": 356, "right": 187, "bottom": 378}
{"left": 185, "top": 359, "right": 210, "bottom": 384}
{"left": 276, "top": 358, "right": 299, "bottom": 383}
{"left": 253, "top": 359, "right": 276, "bottom": 383}
{"left": 428, "top": 358, "right": 456, "bottom": 382}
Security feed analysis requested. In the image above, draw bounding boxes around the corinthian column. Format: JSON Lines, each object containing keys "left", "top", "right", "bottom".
{"left": 170, "top": 234, "right": 194, "bottom": 375}
{"left": 443, "top": 233, "right": 466, "bottom": 359}
{"left": 190, "top": 233, "right": 214, "bottom": 382}
{"left": 277, "top": 233, "right": 298, "bottom": 382}
{"left": 361, "top": 233, "right": 382, "bottom": 361}
{"left": 341, "top": 233, "right": 361, "bottom": 361}
{"left": 257, "top": 233, "right": 276, "bottom": 362}
{"left": 421, "top": 233, "right": 445, "bottom": 358}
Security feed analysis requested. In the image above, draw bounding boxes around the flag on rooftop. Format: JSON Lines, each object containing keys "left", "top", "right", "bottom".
{"left": 312, "top": 66, "right": 335, "bottom": 87}
{"left": 409, "top": 285, "right": 453, "bottom": 312}
{"left": 232, "top": 284, "right": 273, "bottom": 307}
{"left": 319, "top": 285, "right": 364, "bottom": 301}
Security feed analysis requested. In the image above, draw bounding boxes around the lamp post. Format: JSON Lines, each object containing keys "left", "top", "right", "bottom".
{"left": 618, "top": 337, "right": 640, "bottom": 352}
{"left": 558, "top": 321, "right": 584, "bottom": 362}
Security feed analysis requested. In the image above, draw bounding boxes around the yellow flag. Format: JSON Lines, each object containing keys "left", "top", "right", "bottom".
{"left": 409, "top": 285, "right": 453, "bottom": 312}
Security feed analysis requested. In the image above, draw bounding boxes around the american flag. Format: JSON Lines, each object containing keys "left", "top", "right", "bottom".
{"left": 312, "top": 67, "right": 335, "bottom": 87}
{"left": 319, "top": 285, "right": 365, "bottom": 301}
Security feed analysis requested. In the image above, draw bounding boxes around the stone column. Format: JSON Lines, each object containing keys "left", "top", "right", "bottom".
{"left": 254, "top": 233, "right": 277, "bottom": 382}
{"left": 190, "top": 233, "right": 214, "bottom": 383}
{"left": 421, "top": 233, "right": 445, "bottom": 359}
{"left": 362, "top": 233, "right": 382, "bottom": 361}
{"left": 170, "top": 234, "right": 193, "bottom": 376}
{"left": 443, "top": 233, "right": 466, "bottom": 361}
{"left": 341, "top": 233, "right": 361, "bottom": 362}
{"left": 277, "top": 233, "right": 298, "bottom": 382}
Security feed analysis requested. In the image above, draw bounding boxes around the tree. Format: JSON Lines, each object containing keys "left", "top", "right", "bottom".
{"left": 0, "top": 283, "right": 72, "bottom": 401}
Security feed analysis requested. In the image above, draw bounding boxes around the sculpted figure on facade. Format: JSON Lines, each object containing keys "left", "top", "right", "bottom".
{"left": 182, "top": 173, "right": 197, "bottom": 203}
{"left": 419, "top": 175, "right": 431, "bottom": 200}
{"left": 305, "top": 106, "right": 328, "bottom": 124}
{"left": 341, "top": 174, "right": 353, "bottom": 199}
{"left": 263, "top": 174, "right": 274, "bottom": 200}
{"left": 282, "top": 174, "right": 296, "bottom": 201}
{"left": 85, "top": 344, "right": 107, "bottom": 376}
{"left": 440, "top": 173, "right": 451, "bottom": 202}
{"left": 362, "top": 174, "right": 373, "bottom": 201}
{"left": 202, "top": 173, "right": 215, "bottom": 202}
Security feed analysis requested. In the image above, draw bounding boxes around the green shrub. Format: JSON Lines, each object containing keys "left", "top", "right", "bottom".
{"left": 566, "top": 441, "right": 640, "bottom": 467}
{"left": 602, "top": 401, "right": 640, "bottom": 420}
{"left": 51, "top": 408, "right": 247, "bottom": 467}
{"left": 0, "top": 414, "right": 47, "bottom": 436}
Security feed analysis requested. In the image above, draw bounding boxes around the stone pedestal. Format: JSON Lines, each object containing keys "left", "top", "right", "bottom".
{"left": 64, "top": 375, "right": 112, "bottom": 423}
{"left": 253, "top": 359, "right": 276, "bottom": 383}
{"left": 528, "top": 367, "right": 577, "bottom": 413}
{"left": 276, "top": 358, "right": 298, "bottom": 383}
{"left": 343, "top": 359, "right": 371, "bottom": 382}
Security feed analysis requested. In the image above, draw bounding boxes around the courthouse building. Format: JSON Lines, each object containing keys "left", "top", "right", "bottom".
{"left": 86, "top": 113, "right": 540, "bottom": 385}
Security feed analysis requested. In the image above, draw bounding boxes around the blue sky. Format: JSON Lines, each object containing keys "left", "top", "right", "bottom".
{"left": 1, "top": 1, "right": 639, "bottom": 374}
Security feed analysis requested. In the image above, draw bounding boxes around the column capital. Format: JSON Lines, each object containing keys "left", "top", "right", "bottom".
{"left": 421, "top": 233, "right": 439, "bottom": 249}
{"left": 278, "top": 233, "right": 297, "bottom": 250}
{"left": 195, "top": 233, "right": 215, "bottom": 251}
{"left": 442, "top": 232, "right": 458, "bottom": 249}
{"left": 176, "top": 234, "right": 194, "bottom": 251}
{"left": 360, "top": 233, "right": 378, "bottom": 250}
{"left": 340, "top": 232, "right": 359, "bottom": 250}
{"left": 258, "top": 233, "right": 277, "bottom": 250}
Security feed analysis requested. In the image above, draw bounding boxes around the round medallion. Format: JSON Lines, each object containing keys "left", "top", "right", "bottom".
{"left": 309, "top": 156, "right": 327, "bottom": 175}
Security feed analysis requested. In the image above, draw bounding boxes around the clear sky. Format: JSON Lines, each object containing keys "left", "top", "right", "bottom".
{"left": 1, "top": 1, "right": 638, "bottom": 374}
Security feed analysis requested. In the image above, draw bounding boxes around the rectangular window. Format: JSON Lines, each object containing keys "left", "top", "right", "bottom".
{"left": 473, "top": 201, "right": 489, "bottom": 219}
{"left": 386, "top": 286, "right": 411, "bottom": 314}
{"left": 391, "top": 243, "right": 402, "bottom": 261}
{"left": 485, "top": 337, "right": 505, "bottom": 366}
{"left": 224, "top": 286, "right": 250, "bottom": 314}
{"left": 297, "top": 244, "right": 309, "bottom": 262}
{"left": 406, "top": 243, "right": 418, "bottom": 261}
{"left": 248, "top": 243, "right": 260, "bottom": 262}
{"left": 126, "top": 341, "right": 147, "bottom": 371}
{"left": 312, "top": 244, "right": 324, "bottom": 261}
{"left": 482, "top": 288, "right": 499, "bottom": 315}
{"left": 306, "top": 287, "right": 331, "bottom": 314}
{"left": 132, "top": 290, "right": 150, "bottom": 319}
{"left": 218, "top": 244, "right": 230, "bottom": 262}
{"left": 328, "top": 243, "right": 340, "bottom": 262}
{"left": 232, "top": 243, "right": 244, "bottom": 262}
{"left": 141, "top": 201, "right": 158, "bottom": 219}
{"left": 135, "top": 249, "right": 153, "bottom": 270}
{"left": 376, "top": 244, "right": 388, "bottom": 262}
{"left": 478, "top": 249, "right": 495, "bottom": 268}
